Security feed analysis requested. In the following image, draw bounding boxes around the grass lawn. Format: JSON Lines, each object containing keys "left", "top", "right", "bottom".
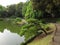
{"left": 27, "top": 34, "right": 53, "bottom": 45}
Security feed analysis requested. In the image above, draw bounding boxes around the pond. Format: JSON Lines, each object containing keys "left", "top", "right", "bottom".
{"left": 0, "top": 29, "right": 25, "bottom": 45}
{"left": 0, "top": 19, "right": 25, "bottom": 45}
{"left": 0, "top": 19, "right": 21, "bottom": 33}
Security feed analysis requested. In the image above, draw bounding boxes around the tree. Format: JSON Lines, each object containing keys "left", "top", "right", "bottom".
{"left": 7, "top": 2, "right": 24, "bottom": 18}
{"left": 30, "top": 0, "right": 60, "bottom": 18}
{"left": 16, "top": 2, "right": 24, "bottom": 17}
{"left": 7, "top": 4, "right": 16, "bottom": 17}
{"left": 22, "top": 2, "right": 29, "bottom": 17}
{"left": 0, "top": 5, "right": 7, "bottom": 18}
{"left": 25, "top": 2, "right": 35, "bottom": 19}
{"left": 22, "top": 1, "right": 43, "bottom": 20}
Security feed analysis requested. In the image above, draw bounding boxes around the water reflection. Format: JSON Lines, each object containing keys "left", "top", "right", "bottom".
{"left": 0, "top": 29, "right": 25, "bottom": 45}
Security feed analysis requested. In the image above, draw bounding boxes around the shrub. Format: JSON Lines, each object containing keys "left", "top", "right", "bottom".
{"left": 15, "top": 18, "right": 21, "bottom": 22}
{"left": 26, "top": 18, "right": 38, "bottom": 23}
{"left": 20, "top": 21, "right": 45, "bottom": 41}
{"left": 20, "top": 42, "right": 25, "bottom": 45}
{"left": 13, "top": 18, "right": 22, "bottom": 24}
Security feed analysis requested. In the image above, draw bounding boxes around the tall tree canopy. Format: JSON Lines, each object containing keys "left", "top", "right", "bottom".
{"left": 16, "top": 2, "right": 24, "bottom": 17}
{"left": 30, "top": 0, "right": 60, "bottom": 18}
{"left": 0, "top": 5, "right": 7, "bottom": 18}
{"left": 7, "top": 2, "right": 24, "bottom": 18}
{"left": 7, "top": 4, "right": 16, "bottom": 17}
{"left": 22, "top": 1, "right": 43, "bottom": 20}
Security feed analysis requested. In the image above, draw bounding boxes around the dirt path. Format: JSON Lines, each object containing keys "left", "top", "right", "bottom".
{"left": 53, "top": 23, "right": 60, "bottom": 45}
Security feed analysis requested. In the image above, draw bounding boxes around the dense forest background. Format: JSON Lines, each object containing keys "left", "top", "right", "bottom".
{"left": 0, "top": 0, "right": 60, "bottom": 18}
{"left": 0, "top": 2, "right": 24, "bottom": 18}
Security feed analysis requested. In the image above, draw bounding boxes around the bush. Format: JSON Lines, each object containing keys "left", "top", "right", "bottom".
{"left": 15, "top": 18, "right": 21, "bottom": 22}
{"left": 26, "top": 18, "right": 38, "bottom": 23}
{"left": 20, "top": 42, "right": 25, "bottom": 45}
{"left": 20, "top": 21, "right": 45, "bottom": 41}
{"left": 13, "top": 18, "right": 22, "bottom": 24}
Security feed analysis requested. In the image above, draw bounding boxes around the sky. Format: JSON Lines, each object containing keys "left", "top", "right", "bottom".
{"left": 0, "top": 0, "right": 27, "bottom": 7}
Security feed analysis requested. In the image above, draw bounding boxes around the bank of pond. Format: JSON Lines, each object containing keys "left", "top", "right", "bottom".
{"left": 0, "top": 18, "right": 55, "bottom": 45}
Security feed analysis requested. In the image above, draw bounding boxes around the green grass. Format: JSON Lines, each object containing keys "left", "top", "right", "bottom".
{"left": 27, "top": 34, "right": 53, "bottom": 45}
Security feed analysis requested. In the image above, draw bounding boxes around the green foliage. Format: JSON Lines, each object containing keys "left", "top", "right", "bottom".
{"left": 26, "top": 18, "right": 38, "bottom": 23}
{"left": 20, "top": 42, "right": 25, "bottom": 45}
{"left": 33, "top": 10, "right": 44, "bottom": 19}
{"left": 15, "top": 18, "right": 22, "bottom": 22}
{"left": 24, "top": 1, "right": 43, "bottom": 20}
{"left": 20, "top": 24, "right": 39, "bottom": 40}
{"left": 20, "top": 18, "right": 47, "bottom": 41}
{"left": 11, "top": 18, "right": 22, "bottom": 24}
{"left": 0, "top": 5, "right": 7, "bottom": 18}
{"left": 16, "top": 2, "right": 24, "bottom": 17}
{"left": 0, "top": 2, "right": 24, "bottom": 18}
{"left": 7, "top": 4, "right": 16, "bottom": 17}
{"left": 22, "top": 2, "right": 29, "bottom": 17}
{"left": 31, "top": 0, "right": 60, "bottom": 10}
{"left": 20, "top": 24, "right": 33, "bottom": 36}
{"left": 24, "top": 26, "right": 38, "bottom": 40}
{"left": 25, "top": 2, "right": 35, "bottom": 19}
{"left": 30, "top": 0, "right": 60, "bottom": 17}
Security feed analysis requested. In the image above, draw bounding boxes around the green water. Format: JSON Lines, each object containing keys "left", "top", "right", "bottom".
{"left": 0, "top": 20, "right": 21, "bottom": 34}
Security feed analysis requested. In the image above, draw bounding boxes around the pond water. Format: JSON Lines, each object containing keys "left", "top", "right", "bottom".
{"left": 0, "top": 20, "right": 21, "bottom": 33}
{"left": 0, "top": 29, "right": 25, "bottom": 45}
